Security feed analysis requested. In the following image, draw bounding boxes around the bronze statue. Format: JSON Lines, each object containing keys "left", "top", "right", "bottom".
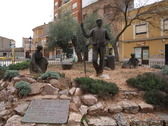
{"left": 81, "top": 18, "right": 110, "bottom": 76}
{"left": 29, "top": 45, "right": 48, "bottom": 73}
{"left": 127, "top": 53, "right": 139, "bottom": 68}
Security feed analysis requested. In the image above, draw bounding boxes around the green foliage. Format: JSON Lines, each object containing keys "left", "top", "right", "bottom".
{"left": 151, "top": 64, "right": 163, "bottom": 69}
{"left": 40, "top": 71, "right": 61, "bottom": 80}
{"left": 8, "top": 60, "right": 30, "bottom": 70}
{"left": 75, "top": 77, "right": 119, "bottom": 98}
{"left": 3, "top": 70, "right": 19, "bottom": 81}
{"left": 161, "top": 66, "right": 168, "bottom": 75}
{"left": 47, "top": 11, "right": 75, "bottom": 55}
{"left": 127, "top": 72, "right": 168, "bottom": 107}
{"left": 15, "top": 81, "right": 31, "bottom": 97}
{"left": 0, "top": 65, "right": 8, "bottom": 79}
{"left": 126, "top": 72, "right": 164, "bottom": 91}
{"left": 144, "top": 90, "right": 165, "bottom": 106}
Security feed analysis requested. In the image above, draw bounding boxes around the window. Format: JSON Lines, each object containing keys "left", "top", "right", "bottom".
{"left": 55, "top": 1, "right": 58, "bottom": 6}
{"left": 135, "top": 24, "right": 147, "bottom": 35}
{"left": 72, "top": 2, "right": 77, "bottom": 9}
{"left": 163, "top": 18, "right": 168, "bottom": 31}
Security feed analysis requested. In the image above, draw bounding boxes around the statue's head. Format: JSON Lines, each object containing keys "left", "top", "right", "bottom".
{"left": 36, "top": 45, "right": 43, "bottom": 51}
{"left": 131, "top": 53, "right": 135, "bottom": 58}
{"left": 96, "top": 18, "right": 102, "bottom": 27}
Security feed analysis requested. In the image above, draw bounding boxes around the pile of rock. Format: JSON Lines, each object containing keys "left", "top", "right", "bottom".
{"left": 0, "top": 75, "right": 168, "bottom": 126}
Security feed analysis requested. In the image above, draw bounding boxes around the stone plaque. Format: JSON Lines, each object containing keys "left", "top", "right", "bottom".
{"left": 22, "top": 99, "right": 70, "bottom": 124}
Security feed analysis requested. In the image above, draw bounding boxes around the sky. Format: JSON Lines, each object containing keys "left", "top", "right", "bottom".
{"left": 0, "top": 0, "right": 161, "bottom": 47}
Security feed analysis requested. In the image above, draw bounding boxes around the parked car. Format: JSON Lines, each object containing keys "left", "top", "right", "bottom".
{"left": 0, "top": 57, "right": 12, "bottom": 60}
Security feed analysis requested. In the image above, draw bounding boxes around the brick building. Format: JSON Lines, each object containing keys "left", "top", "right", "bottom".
{"left": 54, "top": 0, "right": 82, "bottom": 22}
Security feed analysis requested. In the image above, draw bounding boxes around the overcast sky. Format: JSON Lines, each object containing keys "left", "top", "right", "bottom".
{"left": 0, "top": 0, "right": 161, "bottom": 47}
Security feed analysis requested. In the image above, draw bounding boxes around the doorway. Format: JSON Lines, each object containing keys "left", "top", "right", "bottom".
{"left": 165, "top": 44, "right": 168, "bottom": 65}
{"left": 142, "top": 47, "right": 149, "bottom": 65}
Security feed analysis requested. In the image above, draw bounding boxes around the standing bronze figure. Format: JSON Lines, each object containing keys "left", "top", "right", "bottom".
{"left": 81, "top": 18, "right": 110, "bottom": 76}
{"left": 29, "top": 45, "right": 48, "bottom": 73}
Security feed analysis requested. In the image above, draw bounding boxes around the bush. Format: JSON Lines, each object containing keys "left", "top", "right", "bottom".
{"left": 161, "top": 66, "right": 168, "bottom": 75}
{"left": 3, "top": 70, "right": 19, "bottom": 81}
{"left": 40, "top": 71, "right": 61, "bottom": 80}
{"left": 144, "top": 90, "right": 165, "bottom": 106}
{"left": 0, "top": 65, "right": 8, "bottom": 80}
{"left": 15, "top": 81, "right": 31, "bottom": 97}
{"left": 75, "top": 77, "right": 119, "bottom": 98}
{"left": 126, "top": 72, "right": 164, "bottom": 91}
{"left": 151, "top": 64, "right": 163, "bottom": 69}
{"left": 8, "top": 60, "right": 30, "bottom": 70}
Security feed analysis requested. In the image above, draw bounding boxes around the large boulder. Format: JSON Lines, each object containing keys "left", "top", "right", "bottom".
{"left": 82, "top": 94, "right": 98, "bottom": 106}
{"left": 29, "top": 82, "right": 46, "bottom": 95}
{"left": 50, "top": 78, "right": 71, "bottom": 90}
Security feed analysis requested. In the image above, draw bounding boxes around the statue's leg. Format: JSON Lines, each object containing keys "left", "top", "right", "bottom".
{"left": 99, "top": 45, "right": 106, "bottom": 74}
{"left": 92, "top": 45, "right": 99, "bottom": 75}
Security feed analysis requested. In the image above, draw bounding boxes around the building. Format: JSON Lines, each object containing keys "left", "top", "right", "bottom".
{"left": 0, "top": 36, "right": 15, "bottom": 57}
{"left": 22, "top": 37, "right": 33, "bottom": 58}
{"left": 119, "top": 0, "right": 168, "bottom": 65}
{"left": 32, "top": 23, "right": 50, "bottom": 59}
{"left": 54, "top": 0, "right": 82, "bottom": 22}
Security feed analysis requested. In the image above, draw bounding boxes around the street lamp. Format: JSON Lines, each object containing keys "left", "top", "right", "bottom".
{"left": 29, "top": 36, "right": 32, "bottom": 59}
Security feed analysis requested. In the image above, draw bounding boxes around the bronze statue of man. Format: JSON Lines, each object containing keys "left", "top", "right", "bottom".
{"left": 29, "top": 45, "right": 48, "bottom": 73}
{"left": 81, "top": 18, "right": 110, "bottom": 76}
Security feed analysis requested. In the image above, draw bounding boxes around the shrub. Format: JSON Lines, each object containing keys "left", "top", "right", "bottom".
{"left": 161, "top": 66, "right": 168, "bottom": 75}
{"left": 0, "top": 65, "right": 8, "bottom": 79}
{"left": 75, "top": 77, "right": 119, "bottom": 98}
{"left": 15, "top": 81, "right": 31, "bottom": 97}
{"left": 144, "top": 90, "right": 165, "bottom": 106}
{"left": 8, "top": 60, "right": 30, "bottom": 70}
{"left": 126, "top": 72, "right": 164, "bottom": 91}
{"left": 40, "top": 71, "right": 61, "bottom": 80}
{"left": 3, "top": 70, "right": 19, "bottom": 81}
{"left": 151, "top": 64, "right": 163, "bottom": 69}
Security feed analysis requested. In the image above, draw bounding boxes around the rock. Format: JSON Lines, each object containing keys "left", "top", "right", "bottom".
{"left": 0, "top": 102, "right": 5, "bottom": 111}
{"left": 60, "top": 95, "right": 71, "bottom": 100}
{"left": 74, "top": 88, "right": 82, "bottom": 96}
{"left": 12, "top": 76, "right": 36, "bottom": 84}
{"left": 0, "top": 110, "right": 10, "bottom": 117}
{"left": 123, "top": 91, "right": 139, "bottom": 100}
{"left": 70, "top": 103, "right": 79, "bottom": 112}
{"left": 7, "top": 86, "right": 16, "bottom": 95}
{"left": 23, "top": 95, "right": 58, "bottom": 101}
{"left": 156, "top": 113, "right": 168, "bottom": 126}
{"left": 109, "top": 104, "right": 123, "bottom": 113}
{"left": 43, "top": 84, "right": 59, "bottom": 95}
{"left": 72, "top": 96, "right": 81, "bottom": 107}
{"left": 29, "top": 83, "right": 46, "bottom": 95}
{"left": 1, "top": 82, "right": 9, "bottom": 89}
{"left": 14, "top": 103, "right": 29, "bottom": 115}
{"left": 114, "top": 113, "right": 130, "bottom": 126}
{"left": 5, "top": 115, "right": 31, "bottom": 126}
{"left": 82, "top": 94, "right": 98, "bottom": 106}
{"left": 88, "top": 102, "right": 105, "bottom": 115}
{"left": 69, "top": 87, "right": 76, "bottom": 95}
{"left": 50, "top": 78, "right": 71, "bottom": 90}
{"left": 68, "top": 112, "right": 83, "bottom": 123}
{"left": 0, "top": 90, "right": 8, "bottom": 101}
{"left": 138, "top": 102, "right": 154, "bottom": 112}
{"left": 119, "top": 101, "right": 139, "bottom": 114}
{"left": 88, "top": 116, "right": 117, "bottom": 126}
{"left": 100, "top": 74, "right": 110, "bottom": 79}
{"left": 59, "top": 89, "right": 69, "bottom": 96}
{"left": 79, "top": 105, "right": 88, "bottom": 115}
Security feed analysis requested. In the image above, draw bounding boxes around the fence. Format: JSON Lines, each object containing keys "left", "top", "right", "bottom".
{"left": 0, "top": 58, "right": 72, "bottom": 66}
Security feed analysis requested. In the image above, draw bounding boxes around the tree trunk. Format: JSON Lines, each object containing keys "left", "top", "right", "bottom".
{"left": 113, "top": 43, "right": 119, "bottom": 62}
{"left": 74, "top": 48, "right": 83, "bottom": 62}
